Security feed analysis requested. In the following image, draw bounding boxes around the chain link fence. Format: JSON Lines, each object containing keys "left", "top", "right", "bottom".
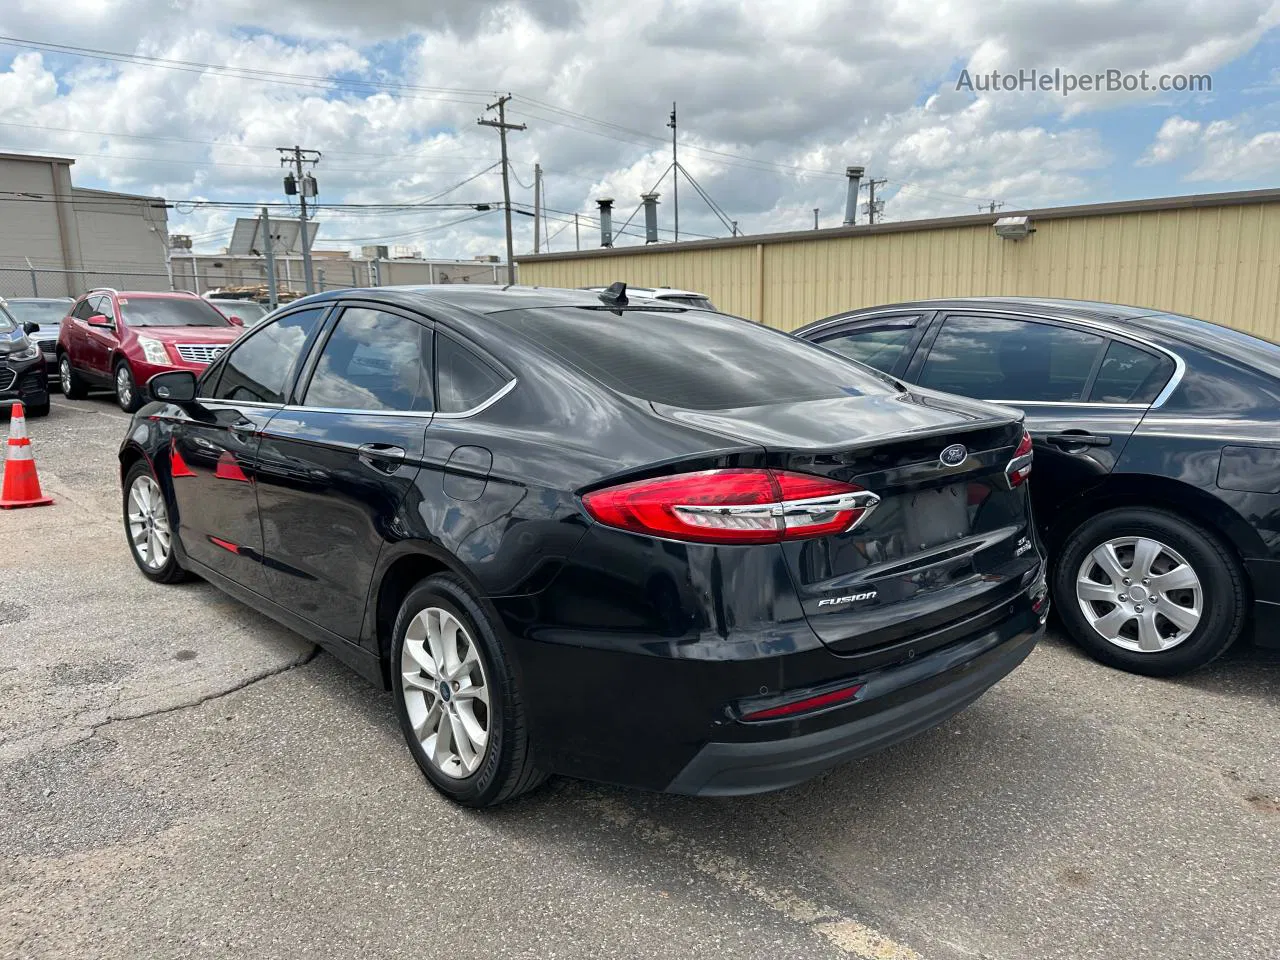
{"left": 0, "top": 266, "right": 173, "bottom": 300}
{"left": 2, "top": 257, "right": 509, "bottom": 305}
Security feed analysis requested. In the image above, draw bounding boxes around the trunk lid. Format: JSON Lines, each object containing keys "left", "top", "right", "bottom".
{"left": 654, "top": 390, "right": 1041, "bottom": 660}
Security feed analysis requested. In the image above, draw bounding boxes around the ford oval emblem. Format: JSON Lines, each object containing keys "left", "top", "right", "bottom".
{"left": 940, "top": 444, "right": 968, "bottom": 467}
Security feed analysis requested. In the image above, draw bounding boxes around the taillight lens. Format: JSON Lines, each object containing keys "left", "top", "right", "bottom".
{"left": 1006, "top": 430, "right": 1034, "bottom": 488}
{"left": 581, "top": 468, "right": 880, "bottom": 545}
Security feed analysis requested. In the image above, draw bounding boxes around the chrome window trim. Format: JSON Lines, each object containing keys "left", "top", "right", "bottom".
{"left": 980, "top": 400, "right": 1150, "bottom": 409}
{"left": 279, "top": 404, "right": 434, "bottom": 420}
{"left": 200, "top": 397, "right": 285, "bottom": 411}
{"left": 274, "top": 377, "right": 518, "bottom": 420}
{"left": 924, "top": 308, "right": 1187, "bottom": 410}
{"left": 434, "top": 377, "right": 518, "bottom": 419}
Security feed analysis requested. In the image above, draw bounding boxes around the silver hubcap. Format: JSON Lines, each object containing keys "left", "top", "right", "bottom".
{"left": 127, "top": 475, "right": 171, "bottom": 569}
{"left": 60, "top": 359, "right": 71, "bottom": 393}
{"left": 1076, "top": 537, "right": 1203, "bottom": 653}
{"left": 116, "top": 367, "right": 132, "bottom": 406}
{"left": 400, "top": 607, "right": 490, "bottom": 778}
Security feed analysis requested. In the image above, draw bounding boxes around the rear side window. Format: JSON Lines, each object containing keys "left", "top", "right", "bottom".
{"left": 437, "top": 334, "right": 509, "bottom": 413}
{"left": 817, "top": 323, "right": 919, "bottom": 374}
{"left": 303, "top": 308, "right": 433, "bottom": 412}
{"left": 487, "top": 307, "right": 889, "bottom": 409}
{"left": 212, "top": 308, "right": 324, "bottom": 404}
{"left": 1089, "top": 341, "right": 1173, "bottom": 403}
{"left": 920, "top": 315, "right": 1105, "bottom": 402}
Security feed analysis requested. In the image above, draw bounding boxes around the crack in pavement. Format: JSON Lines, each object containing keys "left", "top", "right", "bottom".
{"left": 86, "top": 645, "right": 322, "bottom": 736}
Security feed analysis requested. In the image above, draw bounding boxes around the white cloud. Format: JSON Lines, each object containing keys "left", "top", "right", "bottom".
{"left": 1137, "top": 112, "right": 1280, "bottom": 180}
{"left": 1139, "top": 115, "right": 1204, "bottom": 164}
{"left": 0, "top": 0, "right": 1276, "bottom": 259}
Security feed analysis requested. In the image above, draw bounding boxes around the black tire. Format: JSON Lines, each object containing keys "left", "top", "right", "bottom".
{"left": 59, "top": 354, "right": 87, "bottom": 399}
{"left": 26, "top": 398, "right": 50, "bottom": 417}
{"left": 391, "top": 574, "right": 547, "bottom": 807}
{"left": 1053, "top": 507, "right": 1246, "bottom": 676}
{"left": 122, "top": 460, "right": 190, "bottom": 584}
{"left": 114, "top": 361, "right": 142, "bottom": 413}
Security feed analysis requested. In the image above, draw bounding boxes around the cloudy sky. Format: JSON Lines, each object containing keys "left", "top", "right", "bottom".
{"left": 1, "top": 0, "right": 1278, "bottom": 261}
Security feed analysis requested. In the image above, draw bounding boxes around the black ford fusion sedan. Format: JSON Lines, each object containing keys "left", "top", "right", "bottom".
{"left": 119, "top": 284, "right": 1047, "bottom": 807}
{"left": 796, "top": 297, "right": 1280, "bottom": 677}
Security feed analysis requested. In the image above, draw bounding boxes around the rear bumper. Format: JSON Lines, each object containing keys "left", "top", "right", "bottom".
{"left": 667, "top": 611, "right": 1042, "bottom": 796}
{"left": 1245, "top": 559, "right": 1280, "bottom": 648}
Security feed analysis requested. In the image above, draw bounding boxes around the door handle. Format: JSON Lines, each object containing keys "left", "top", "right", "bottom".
{"left": 1045, "top": 432, "right": 1111, "bottom": 448}
{"left": 229, "top": 419, "right": 257, "bottom": 436}
{"left": 358, "top": 443, "right": 406, "bottom": 473}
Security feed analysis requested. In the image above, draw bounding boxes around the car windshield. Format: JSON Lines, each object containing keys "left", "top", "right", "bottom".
{"left": 210, "top": 301, "right": 270, "bottom": 325}
{"left": 6, "top": 301, "right": 69, "bottom": 326}
{"left": 1148, "top": 311, "right": 1280, "bottom": 381}
{"left": 490, "top": 305, "right": 893, "bottom": 409}
{"left": 660, "top": 295, "right": 715, "bottom": 310}
{"left": 122, "top": 297, "right": 232, "bottom": 328}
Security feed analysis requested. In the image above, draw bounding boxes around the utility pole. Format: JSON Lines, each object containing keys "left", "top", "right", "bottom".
{"left": 533, "top": 162, "right": 542, "bottom": 254}
{"left": 981, "top": 200, "right": 1005, "bottom": 214}
{"left": 668, "top": 102, "right": 678, "bottom": 242}
{"left": 813, "top": 208, "right": 820, "bottom": 230}
{"left": 278, "top": 146, "right": 320, "bottom": 294}
{"left": 260, "top": 206, "right": 278, "bottom": 310}
{"left": 574, "top": 213, "right": 580, "bottom": 251}
{"left": 478, "top": 94, "right": 526, "bottom": 285}
{"left": 864, "top": 178, "right": 887, "bottom": 225}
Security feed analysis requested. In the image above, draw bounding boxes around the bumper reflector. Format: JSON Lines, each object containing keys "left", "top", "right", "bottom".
{"left": 741, "top": 683, "right": 864, "bottom": 722}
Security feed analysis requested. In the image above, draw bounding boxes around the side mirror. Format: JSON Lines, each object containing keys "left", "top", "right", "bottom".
{"left": 148, "top": 370, "right": 198, "bottom": 403}
{"left": 22, "top": 322, "right": 39, "bottom": 334}
{"left": 87, "top": 314, "right": 114, "bottom": 328}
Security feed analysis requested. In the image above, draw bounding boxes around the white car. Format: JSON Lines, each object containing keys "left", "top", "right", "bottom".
{"left": 583, "top": 286, "right": 717, "bottom": 311}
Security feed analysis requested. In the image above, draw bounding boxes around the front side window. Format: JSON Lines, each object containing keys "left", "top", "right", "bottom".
{"left": 436, "top": 334, "right": 509, "bottom": 413}
{"left": 212, "top": 308, "right": 324, "bottom": 404}
{"left": 1090, "top": 340, "right": 1173, "bottom": 404}
{"left": 303, "top": 308, "right": 433, "bottom": 412}
{"left": 817, "top": 321, "right": 919, "bottom": 374}
{"left": 71, "top": 297, "right": 96, "bottom": 321}
{"left": 919, "top": 315, "right": 1106, "bottom": 402}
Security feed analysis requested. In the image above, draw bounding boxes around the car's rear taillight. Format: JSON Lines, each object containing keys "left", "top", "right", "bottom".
{"left": 1006, "top": 430, "right": 1033, "bottom": 488}
{"left": 581, "top": 468, "right": 880, "bottom": 545}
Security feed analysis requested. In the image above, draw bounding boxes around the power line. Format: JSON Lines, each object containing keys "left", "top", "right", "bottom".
{"left": 0, "top": 36, "right": 493, "bottom": 106}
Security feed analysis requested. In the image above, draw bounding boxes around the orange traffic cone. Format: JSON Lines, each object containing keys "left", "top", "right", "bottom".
{"left": 0, "top": 402, "right": 54, "bottom": 509}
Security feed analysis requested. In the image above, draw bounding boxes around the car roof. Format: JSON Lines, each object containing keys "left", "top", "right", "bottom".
{"left": 289, "top": 284, "right": 678, "bottom": 316}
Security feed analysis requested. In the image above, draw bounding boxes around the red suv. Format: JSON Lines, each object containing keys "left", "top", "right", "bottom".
{"left": 57, "top": 290, "right": 243, "bottom": 411}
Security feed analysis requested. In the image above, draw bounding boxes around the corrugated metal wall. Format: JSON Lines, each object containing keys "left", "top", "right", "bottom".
{"left": 518, "top": 196, "right": 1280, "bottom": 341}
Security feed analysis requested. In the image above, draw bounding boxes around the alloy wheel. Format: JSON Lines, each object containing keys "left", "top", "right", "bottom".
{"left": 400, "top": 607, "right": 491, "bottom": 778}
{"left": 127, "top": 474, "right": 172, "bottom": 569}
{"left": 60, "top": 358, "right": 72, "bottom": 394}
{"left": 116, "top": 366, "right": 133, "bottom": 408}
{"left": 1075, "top": 536, "right": 1203, "bottom": 653}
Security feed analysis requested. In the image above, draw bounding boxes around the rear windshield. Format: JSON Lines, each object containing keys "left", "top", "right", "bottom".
{"left": 1146, "top": 312, "right": 1280, "bottom": 380}
{"left": 488, "top": 306, "right": 892, "bottom": 409}
{"left": 6, "top": 301, "right": 69, "bottom": 325}
{"left": 123, "top": 297, "right": 231, "bottom": 328}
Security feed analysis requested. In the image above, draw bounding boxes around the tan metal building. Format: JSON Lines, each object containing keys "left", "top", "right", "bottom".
{"left": 0, "top": 152, "right": 170, "bottom": 297}
{"left": 516, "top": 188, "right": 1280, "bottom": 341}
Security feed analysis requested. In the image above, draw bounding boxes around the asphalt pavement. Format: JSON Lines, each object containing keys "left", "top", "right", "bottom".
{"left": 2, "top": 394, "right": 1277, "bottom": 960}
